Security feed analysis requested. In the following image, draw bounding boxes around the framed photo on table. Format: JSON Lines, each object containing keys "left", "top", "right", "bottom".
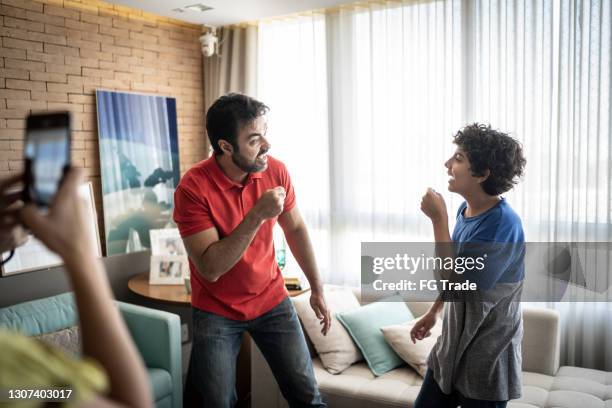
{"left": 149, "top": 255, "right": 189, "bottom": 285}
{"left": 149, "top": 228, "right": 186, "bottom": 256}
{"left": 0, "top": 182, "right": 102, "bottom": 277}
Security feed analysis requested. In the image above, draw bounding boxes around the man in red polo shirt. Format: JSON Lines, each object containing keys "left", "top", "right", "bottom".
{"left": 173, "top": 93, "right": 330, "bottom": 407}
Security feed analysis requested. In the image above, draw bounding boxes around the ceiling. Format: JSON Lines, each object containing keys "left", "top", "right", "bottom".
{"left": 105, "top": 0, "right": 352, "bottom": 27}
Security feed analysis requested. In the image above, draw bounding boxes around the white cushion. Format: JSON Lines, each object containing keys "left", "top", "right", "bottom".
{"left": 510, "top": 367, "right": 612, "bottom": 408}
{"left": 380, "top": 319, "right": 442, "bottom": 377}
{"left": 293, "top": 286, "right": 363, "bottom": 374}
{"left": 548, "top": 366, "right": 612, "bottom": 408}
{"left": 312, "top": 357, "right": 423, "bottom": 407}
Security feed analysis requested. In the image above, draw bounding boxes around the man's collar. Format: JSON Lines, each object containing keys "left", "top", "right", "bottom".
{"left": 206, "top": 156, "right": 262, "bottom": 191}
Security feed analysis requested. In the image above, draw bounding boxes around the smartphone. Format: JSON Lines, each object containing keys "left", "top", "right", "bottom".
{"left": 23, "top": 112, "right": 71, "bottom": 206}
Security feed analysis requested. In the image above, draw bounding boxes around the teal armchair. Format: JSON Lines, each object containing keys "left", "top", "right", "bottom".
{"left": 0, "top": 293, "right": 182, "bottom": 408}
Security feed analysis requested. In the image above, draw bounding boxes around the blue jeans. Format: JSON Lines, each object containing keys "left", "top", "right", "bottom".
{"left": 414, "top": 369, "right": 508, "bottom": 408}
{"left": 190, "top": 297, "right": 326, "bottom": 408}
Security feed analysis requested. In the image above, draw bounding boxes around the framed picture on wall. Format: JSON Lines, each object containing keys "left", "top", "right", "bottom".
{"left": 0, "top": 182, "right": 102, "bottom": 277}
{"left": 95, "top": 90, "right": 181, "bottom": 256}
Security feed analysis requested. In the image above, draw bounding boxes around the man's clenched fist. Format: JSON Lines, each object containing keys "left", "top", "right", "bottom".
{"left": 252, "top": 187, "right": 286, "bottom": 220}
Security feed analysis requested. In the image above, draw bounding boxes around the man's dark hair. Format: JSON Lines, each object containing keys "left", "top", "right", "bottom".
{"left": 453, "top": 123, "right": 526, "bottom": 195}
{"left": 206, "top": 93, "right": 269, "bottom": 155}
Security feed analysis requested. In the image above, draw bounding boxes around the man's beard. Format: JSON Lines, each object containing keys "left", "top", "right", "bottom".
{"left": 231, "top": 149, "right": 268, "bottom": 173}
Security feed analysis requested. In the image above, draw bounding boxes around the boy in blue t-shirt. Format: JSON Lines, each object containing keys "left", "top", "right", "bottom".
{"left": 411, "top": 123, "right": 527, "bottom": 408}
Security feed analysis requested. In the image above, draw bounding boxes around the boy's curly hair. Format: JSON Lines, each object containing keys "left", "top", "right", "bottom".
{"left": 454, "top": 123, "right": 526, "bottom": 195}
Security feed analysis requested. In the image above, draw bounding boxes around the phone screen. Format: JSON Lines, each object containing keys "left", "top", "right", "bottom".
{"left": 24, "top": 113, "right": 70, "bottom": 206}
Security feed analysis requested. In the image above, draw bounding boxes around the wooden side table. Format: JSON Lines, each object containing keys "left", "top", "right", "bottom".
{"left": 128, "top": 271, "right": 190, "bottom": 305}
{"left": 128, "top": 271, "right": 309, "bottom": 304}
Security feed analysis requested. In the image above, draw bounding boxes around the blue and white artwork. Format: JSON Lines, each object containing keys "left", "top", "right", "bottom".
{"left": 96, "top": 90, "right": 180, "bottom": 256}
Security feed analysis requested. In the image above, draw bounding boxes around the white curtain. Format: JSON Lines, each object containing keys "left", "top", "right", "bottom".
{"left": 256, "top": 0, "right": 611, "bottom": 370}
{"left": 259, "top": 1, "right": 467, "bottom": 286}
{"left": 466, "top": 0, "right": 612, "bottom": 372}
{"left": 258, "top": 15, "right": 332, "bottom": 280}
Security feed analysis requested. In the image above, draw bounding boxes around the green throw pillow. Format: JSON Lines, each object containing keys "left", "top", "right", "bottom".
{"left": 336, "top": 296, "right": 414, "bottom": 376}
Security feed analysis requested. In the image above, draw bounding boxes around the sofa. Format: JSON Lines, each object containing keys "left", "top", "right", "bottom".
{"left": 252, "top": 292, "right": 612, "bottom": 408}
{"left": 0, "top": 292, "right": 182, "bottom": 408}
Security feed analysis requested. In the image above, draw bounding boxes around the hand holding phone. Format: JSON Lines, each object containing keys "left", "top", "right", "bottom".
{"left": 23, "top": 112, "right": 71, "bottom": 206}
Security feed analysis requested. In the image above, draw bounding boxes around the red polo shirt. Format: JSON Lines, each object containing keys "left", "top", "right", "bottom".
{"left": 173, "top": 155, "right": 295, "bottom": 320}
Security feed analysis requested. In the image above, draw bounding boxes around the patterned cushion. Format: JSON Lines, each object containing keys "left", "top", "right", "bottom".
{"left": 34, "top": 326, "right": 81, "bottom": 356}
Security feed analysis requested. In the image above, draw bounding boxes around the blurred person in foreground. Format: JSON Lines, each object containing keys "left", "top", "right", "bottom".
{"left": 0, "top": 168, "right": 153, "bottom": 408}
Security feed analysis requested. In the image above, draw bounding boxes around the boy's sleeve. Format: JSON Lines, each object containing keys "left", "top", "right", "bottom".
{"left": 173, "top": 185, "right": 214, "bottom": 238}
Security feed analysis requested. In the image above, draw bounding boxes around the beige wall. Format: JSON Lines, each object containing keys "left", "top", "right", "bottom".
{"left": 0, "top": 0, "right": 208, "bottom": 250}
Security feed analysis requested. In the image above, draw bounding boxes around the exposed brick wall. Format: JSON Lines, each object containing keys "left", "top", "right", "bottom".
{"left": 0, "top": 0, "right": 207, "bottom": 251}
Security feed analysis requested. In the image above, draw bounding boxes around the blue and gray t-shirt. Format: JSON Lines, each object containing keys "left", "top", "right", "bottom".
{"left": 428, "top": 198, "right": 525, "bottom": 401}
